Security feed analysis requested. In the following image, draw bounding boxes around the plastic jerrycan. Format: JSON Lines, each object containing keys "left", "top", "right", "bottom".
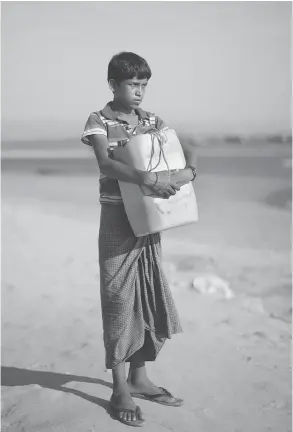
{"left": 113, "top": 128, "right": 198, "bottom": 237}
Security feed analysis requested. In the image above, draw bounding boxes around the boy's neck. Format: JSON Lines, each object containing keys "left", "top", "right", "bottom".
{"left": 111, "top": 99, "right": 136, "bottom": 116}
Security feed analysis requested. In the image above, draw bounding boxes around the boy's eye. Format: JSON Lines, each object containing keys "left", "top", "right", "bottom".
{"left": 130, "top": 83, "right": 147, "bottom": 88}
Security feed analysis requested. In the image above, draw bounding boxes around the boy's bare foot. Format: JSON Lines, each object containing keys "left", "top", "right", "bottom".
{"left": 127, "top": 377, "right": 164, "bottom": 396}
{"left": 127, "top": 377, "right": 183, "bottom": 407}
{"left": 111, "top": 384, "right": 145, "bottom": 424}
{"left": 127, "top": 360, "right": 183, "bottom": 406}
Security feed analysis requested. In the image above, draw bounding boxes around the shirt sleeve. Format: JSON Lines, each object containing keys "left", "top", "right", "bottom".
{"left": 155, "top": 116, "right": 169, "bottom": 131}
{"left": 81, "top": 112, "right": 107, "bottom": 146}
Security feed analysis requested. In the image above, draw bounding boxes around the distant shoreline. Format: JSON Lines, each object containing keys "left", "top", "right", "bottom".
{"left": 2, "top": 154, "right": 291, "bottom": 181}
{"left": 1, "top": 134, "right": 292, "bottom": 150}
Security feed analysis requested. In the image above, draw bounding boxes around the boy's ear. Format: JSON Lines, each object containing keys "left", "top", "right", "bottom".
{"left": 108, "top": 79, "right": 117, "bottom": 94}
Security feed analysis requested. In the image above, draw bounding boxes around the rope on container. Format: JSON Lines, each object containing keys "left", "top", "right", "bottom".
{"left": 143, "top": 128, "right": 171, "bottom": 192}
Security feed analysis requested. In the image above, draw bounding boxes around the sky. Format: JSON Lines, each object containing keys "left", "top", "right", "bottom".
{"left": 1, "top": 1, "right": 291, "bottom": 141}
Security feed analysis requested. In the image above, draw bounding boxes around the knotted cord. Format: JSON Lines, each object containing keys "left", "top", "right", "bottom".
{"left": 143, "top": 128, "right": 171, "bottom": 191}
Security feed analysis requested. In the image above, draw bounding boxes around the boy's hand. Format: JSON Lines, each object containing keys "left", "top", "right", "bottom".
{"left": 141, "top": 171, "right": 181, "bottom": 199}
{"left": 171, "top": 168, "right": 194, "bottom": 186}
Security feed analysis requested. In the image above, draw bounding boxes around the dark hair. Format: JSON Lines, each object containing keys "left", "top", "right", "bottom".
{"left": 107, "top": 52, "right": 152, "bottom": 84}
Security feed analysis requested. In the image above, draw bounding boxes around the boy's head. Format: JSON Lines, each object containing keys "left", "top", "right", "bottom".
{"left": 108, "top": 52, "right": 152, "bottom": 109}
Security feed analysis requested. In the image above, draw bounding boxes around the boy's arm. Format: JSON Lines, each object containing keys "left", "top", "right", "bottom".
{"left": 156, "top": 115, "right": 197, "bottom": 184}
{"left": 82, "top": 112, "right": 180, "bottom": 195}
{"left": 156, "top": 116, "right": 169, "bottom": 132}
{"left": 89, "top": 134, "right": 180, "bottom": 197}
{"left": 172, "top": 139, "right": 197, "bottom": 185}
{"left": 89, "top": 134, "right": 150, "bottom": 185}
{"left": 181, "top": 139, "right": 197, "bottom": 167}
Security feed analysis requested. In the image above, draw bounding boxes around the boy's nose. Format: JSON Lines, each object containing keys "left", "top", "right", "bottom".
{"left": 135, "top": 86, "right": 142, "bottom": 96}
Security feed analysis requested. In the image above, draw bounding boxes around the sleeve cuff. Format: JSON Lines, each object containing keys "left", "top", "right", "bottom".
{"left": 81, "top": 128, "right": 107, "bottom": 145}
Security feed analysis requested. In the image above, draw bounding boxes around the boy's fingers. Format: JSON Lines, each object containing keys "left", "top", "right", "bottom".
{"left": 161, "top": 190, "right": 171, "bottom": 198}
{"left": 167, "top": 186, "right": 176, "bottom": 195}
{"left": 170, "top": 182, "right": 180, "bottom": 191}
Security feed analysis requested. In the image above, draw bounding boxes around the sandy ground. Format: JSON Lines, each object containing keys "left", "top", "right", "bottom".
{"left": 1, "top": 143, "right": 292, "bottom": 432}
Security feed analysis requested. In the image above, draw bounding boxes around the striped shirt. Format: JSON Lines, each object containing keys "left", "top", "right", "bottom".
{"left": 81, "top": 102, "right": 169, "bottom": 205}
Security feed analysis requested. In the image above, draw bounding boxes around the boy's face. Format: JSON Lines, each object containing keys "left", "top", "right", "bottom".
{"left": 111, "top": 77, "right": 148, "bottom": 109}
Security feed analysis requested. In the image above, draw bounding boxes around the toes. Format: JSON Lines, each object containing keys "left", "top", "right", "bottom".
{"left": 137, "top": 406, "right": 145, "bottom": 421}
{"left": 115, "top": 406, "right": 144, "bottom": 424}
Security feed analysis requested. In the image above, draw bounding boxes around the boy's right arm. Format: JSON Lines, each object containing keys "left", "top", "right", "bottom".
{"left": 89, "top": 134, "right": 149, "bottom": 185}
{"left": 89, "top": 134, "right": 180, "bottom": 198}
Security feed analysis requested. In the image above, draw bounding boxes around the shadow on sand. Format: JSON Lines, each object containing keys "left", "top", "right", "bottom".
{"left": 1, "top": 366, "right": 115, "bottom": 417}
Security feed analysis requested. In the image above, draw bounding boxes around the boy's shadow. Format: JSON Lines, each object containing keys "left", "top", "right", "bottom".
{"left": 1, "top": 366, "right": 114, "bottom": 415}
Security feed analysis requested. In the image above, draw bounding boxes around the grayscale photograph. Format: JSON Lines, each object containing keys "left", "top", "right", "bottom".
{"left": 1, "top": 1, "right": 292, "bottom": 431}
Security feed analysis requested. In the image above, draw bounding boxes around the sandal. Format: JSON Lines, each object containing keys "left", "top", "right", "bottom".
{"left": 109, "top": 397, "right": 145, "bottom": 427}
{"left": 131, "top": 387, "right": 183, "bottom": 407}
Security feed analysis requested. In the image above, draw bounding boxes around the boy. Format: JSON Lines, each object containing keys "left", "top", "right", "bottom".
{"left": 81, "top": 52, "right": 196, "bottom": 427}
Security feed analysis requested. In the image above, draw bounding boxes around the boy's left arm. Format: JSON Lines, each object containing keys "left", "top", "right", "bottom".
{"left": 172, "top": 142, "right": 197, "bottom": 186}
{"left": 156, "top": 116, "right": 196, "bottom": 185}
{"left": 181, "top": 138, "right": 197, "bottom": 167}
{"left": 156, "top": 116, "right": 169, "bottom": 132}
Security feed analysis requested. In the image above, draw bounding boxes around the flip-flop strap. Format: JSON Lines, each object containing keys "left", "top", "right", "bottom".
{"left": 159, "top": 387, "right": 174, "bottom": 397}
{"left": 147, "top": 387, "right": 174, "bottom": 400}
